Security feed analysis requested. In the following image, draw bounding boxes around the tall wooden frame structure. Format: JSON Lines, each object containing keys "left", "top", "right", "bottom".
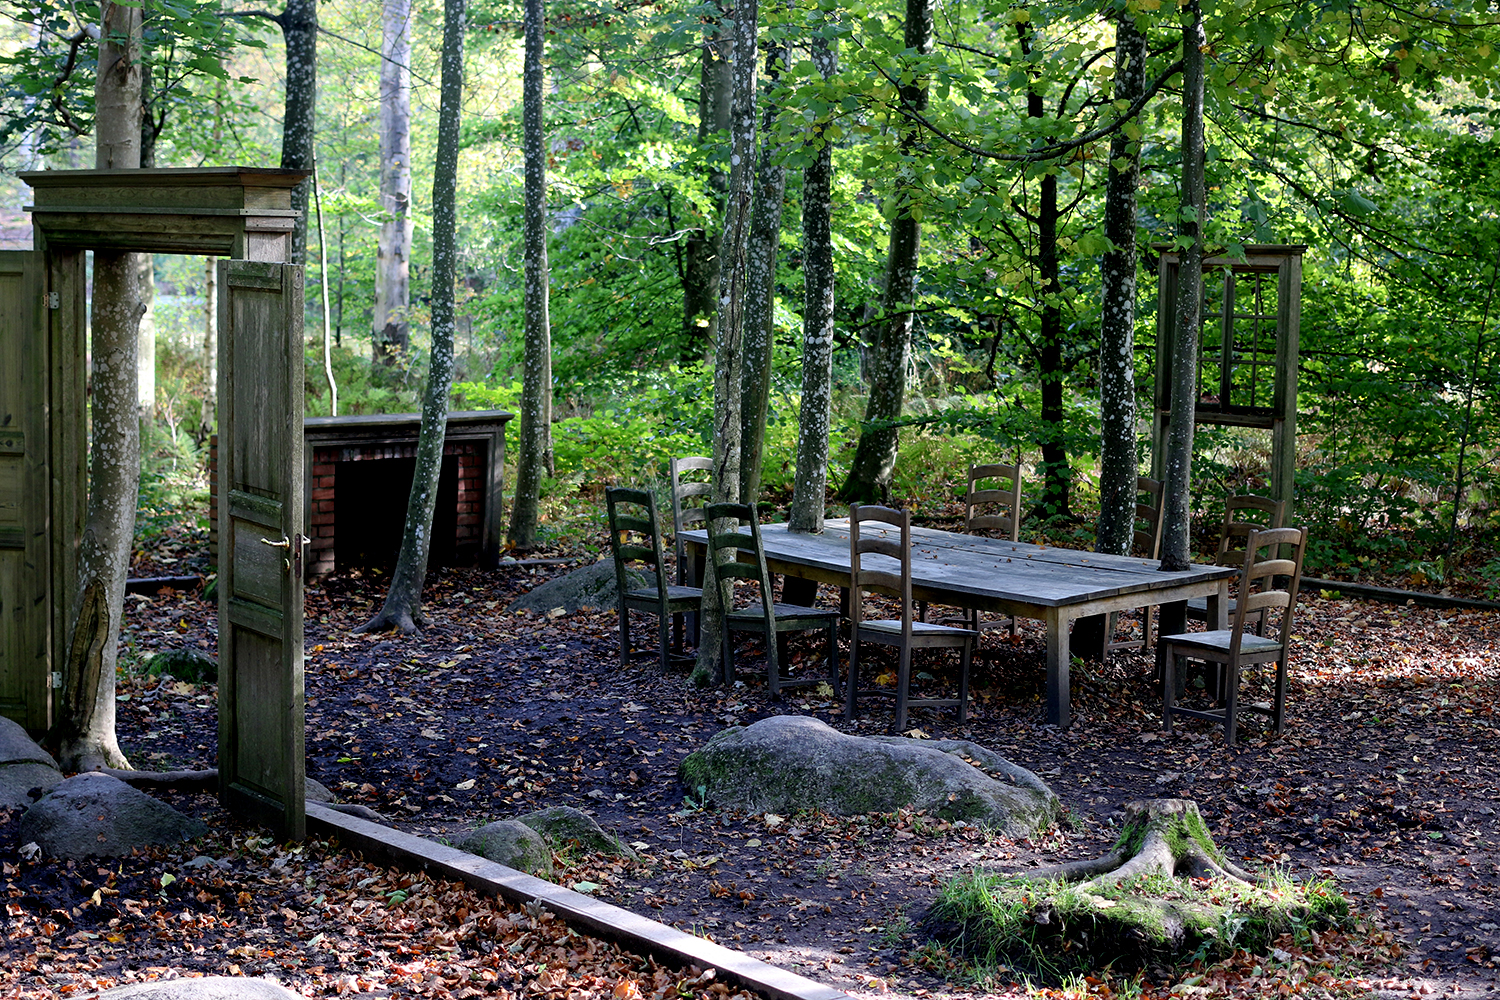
{"left": 1151, "top": 244, "right": 1305, "bottom": 515}
{"left": 0, "top": 167, "right": 310, "bottom": 839}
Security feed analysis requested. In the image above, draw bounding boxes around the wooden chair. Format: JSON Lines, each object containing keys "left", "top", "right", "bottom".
{"left": 670, "top": 456, "right": 713, "bottom": 647}
{"left": 844, "top": 504, "right": 977, "bottom": 732}
{"left": 1106, "top": 476, "right": 1166, "bottom": 651}
{"left": 920, "top": 460, "right": 1022, "bottom": 634}
{"left": 1186, "top": 493, "right": 1287, "bottom": 632}
{"left": 1159, "top": 525, "right": 1308, "bottom": 745}
{"left": 605, "top": 486, "right": 703, "bottom": 670}
{"left": 702, "top": 501, "right": 841, "bottom": 697}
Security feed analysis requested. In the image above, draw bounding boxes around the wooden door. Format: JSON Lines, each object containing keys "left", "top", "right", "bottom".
{"left": 217, "top": 260, "right": 307, "bottom": 840}
{"left": 0, "top": 251, "right": 49, "bottom": 731}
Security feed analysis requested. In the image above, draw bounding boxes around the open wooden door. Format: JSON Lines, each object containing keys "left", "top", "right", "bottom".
{"left": 217, "top": 259, "right": 307, "bottom": 839}
{"left": 0, "top": 251, "right": 50, "bottom": 731}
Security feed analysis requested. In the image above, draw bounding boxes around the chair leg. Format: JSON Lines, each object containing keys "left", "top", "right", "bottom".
{"left": 766, "top": 629, "right": 782, "bottom": 699}
{"left": 958, "top": 639, "right": 972, "bottom": 722}
{"left": 894, "top": 645, "right": 912, "bottom": 733}
{"left": 917, "top": 600, "right": 929, "bottom": 623}
{"left": 825, "top": 622, "right": 840, "bottom": 691}
{"left": 617, "top": 600, "right": 631, "bottom": 667}
{"left": 1143, "top": 605, "right": 1156, "bottom": 651}
{"left": 843, "top": 627, "right": 860, "bottom": 721}
{"left": 658, "top": 612, "right": 671, "bottom": 672}
{"left": 1272, "top": 657, "right": 1289, "bottom": 735}
{"left": 1224, "top": 661, "right": 1240, "bottom": 747}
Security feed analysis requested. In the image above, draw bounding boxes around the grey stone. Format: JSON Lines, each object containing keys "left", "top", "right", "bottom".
{"left": 18, "top": 772, "right": 209, "bottom": 859}
{"left": 0, "top": 761, "right": 63, "bottom": 812}
{"left": 146, "top": 648, "right": 218, "bottom": 683}
{"left": 677, "top": 715, "right": 1059, "bottom": 837}
{"left": 92, "top": 976, "right": 303, "bottom": 998}
{"left": 304, "top": 777, "right": 335, "bottom": 803}
{"left": 517, "top": 805, "right": 637, "bottom": 860}
{"left": 507, "top": 559, "right": 645, "bottom": 616}
{"left": 0, "top": 715, "right": 58, "bottom": 767}
{"left": 454, "top": 819, "right": 553, "bottom": 876}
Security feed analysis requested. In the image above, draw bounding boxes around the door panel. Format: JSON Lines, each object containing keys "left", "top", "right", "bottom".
{"left": 217, "top": 260, "right": 306, "bottom": 840}
{"left": 0, "top": 251, "right": 50, "bottom": 732}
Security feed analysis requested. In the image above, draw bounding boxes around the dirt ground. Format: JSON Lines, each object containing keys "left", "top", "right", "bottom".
{"left": 43, "top": 551, "right": 1490, "bottom": 1000}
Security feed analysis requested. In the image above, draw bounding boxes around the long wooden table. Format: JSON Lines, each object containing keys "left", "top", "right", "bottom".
{"left": 682, "top": 519, "right": 1237, "bottom": 727}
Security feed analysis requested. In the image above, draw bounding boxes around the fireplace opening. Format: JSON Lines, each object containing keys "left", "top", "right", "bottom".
{"left": 333, "top": 454, "right": 462, "bottom": 570}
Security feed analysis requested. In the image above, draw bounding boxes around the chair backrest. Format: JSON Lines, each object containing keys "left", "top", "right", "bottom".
{"left": 702, "top": 501, "right": 774, "bottom": 614}
{"left": 1231, "top": 525, "right": 1309, "bottom": 652}
{"left": 849, "top": 504, "right": 913, "bottom": 631}
{"left": 1133, "top": 476, "right": 1165, "bottom": 559}
{"left": 605, "top": 486, "right": 668, "bottom": 597}
{"left": 965, "top": 462, "right": 1022, "bottom": 541}
{"left": 1215, "top": 494, "right": 1287, "bottom": 568}
{"left": 671, "top": 456, "right": 714, "bottom": 585}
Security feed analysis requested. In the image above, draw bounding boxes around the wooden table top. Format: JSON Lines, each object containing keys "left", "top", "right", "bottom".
{"left": 684, "top": 518, "right": 1236, "bottom": 611}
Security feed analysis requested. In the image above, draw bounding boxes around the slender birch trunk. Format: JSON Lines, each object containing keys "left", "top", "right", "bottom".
{"left": 1160, "top": 1, "right": 1206, "bottom": 571}
{"left": 373, "top": 0, "right": 412, "bottom": 364}
{"left": 507, "top": 0, "right": 553, "bottom": 549}
{"left": 280, "top": 0, "right": 317, "bottom": 265}
{"left": 682, "top": 10, "right": 734, "bottom": 357}
{"left": 738, "top": 34, "right": 787, "bottom": 505}
{"left": 1096, "top": 12, "right": 1148, "bottom": 555}
{"left": 55, "top": 0, "right": 143, "bottom": 770}
{"left": 357, "top": 0, "right": 465, "bottom": 632}
{"left": 836, "top": 0, "right": 932, "bottom": 503}
{"left": 693, "top": 0, "right": 759, "bottom": 685}
{"left": 789, "top": 33, "right": 838, "bottom": 532}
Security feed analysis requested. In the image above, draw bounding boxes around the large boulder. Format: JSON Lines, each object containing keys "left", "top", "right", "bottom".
{"left": 518, "top": 805, "right": 637, "bottom": 860}
{"left": 89, "top": 977, "right": 303, "bottom": 998}
{"left": 19, "top": 772, "right": 208, "bottom": 858}
{"left": 0, "top": 716, "right": 63, "bottom": 811}
{"left": 678, "top": 715, "right": 1059, "bottom": 837}
{"left": 454, "top": 819, "right": 553, "bottom": 876}
{"left": 146, "top": 648, "right": 218, "bottom": 683}
{"left": 507, "top": 559, "right": 645, "bottom": 616}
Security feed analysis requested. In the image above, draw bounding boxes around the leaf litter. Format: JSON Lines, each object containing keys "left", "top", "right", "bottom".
{"left": 4, "top": 549, "right": 1496, "bottom": 1000}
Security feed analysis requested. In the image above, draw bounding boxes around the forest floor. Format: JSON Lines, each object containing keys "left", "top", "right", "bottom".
{"left": 4, "top": 529, "right": 1499, "bottom": 1000}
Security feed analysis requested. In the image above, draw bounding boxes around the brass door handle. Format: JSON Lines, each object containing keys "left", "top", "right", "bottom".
{"left": 260, "top": 534, "right": 292, "bottom": 572}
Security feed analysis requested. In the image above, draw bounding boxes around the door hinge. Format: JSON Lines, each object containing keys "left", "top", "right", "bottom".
{"left": 47, "top": 292, "right": 60, "bottom": 309}
{"left": 50, "top": 671, "right": 63, "bottom": 689}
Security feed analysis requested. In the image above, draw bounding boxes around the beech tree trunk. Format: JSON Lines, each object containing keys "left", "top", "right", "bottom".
{"left": 507, "top": 0, "right": 553, "bottom": 550}
{"left": 56, "top": 0, "right": 144, "bottom": 770}
{"left": 357, "top": 0, "right": 465, "bottom": 633}
{"left": 1160, "top": 2, "right": 1206, "bottom": 572}
{"left": 681, "top": 10, "right": 734, "bottom": 357}
{"left": 836, "top": 0, "right": 932, "bottom": 503}
{"left": 738, "top": 35, "right": 787, "bottom": 506}
{"left": 789, "top": 33, "right": 838, "bottom": 532}
{"left": 280, "top": 0, "right": 317, "bottom": 265}
{"left": 1096, "top": 12, "right": 1148, "bottom": 555}
{"left": 373, "top": 0, "right": 413, "bottom": 364}
{"left": 692, "top": 0, "right": 758, "bottom": 685}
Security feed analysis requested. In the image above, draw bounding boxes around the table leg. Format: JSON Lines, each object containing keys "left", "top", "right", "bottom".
{"left": 1070, "top": 614, "right": 1107, "bottom": 660}
{"left": 1158, "top": 599, "right": 1187, "bottom": 639}
{"left": 1045, "top": 610, "right": 1070, "bottom": 728}
{"left": 1208, "top": 579, "right": 1229, "bottom": 629}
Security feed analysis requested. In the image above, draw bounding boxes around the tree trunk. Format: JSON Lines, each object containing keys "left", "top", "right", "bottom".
{"left": 373, "top": 0, "right": 412, "bottom": 365}
{"left": 692, "top": 0, "right": 758, "bottom": 686}
{"left": 789, "top": 33, "right": 838, "bottom": 532}
{"left": 738, "top": 35, "right": 787, "bottom": 507}
{"left": 280, "top": 0, "right": 317, "bottom": 265}
{"left": 55, "top": 0, "right": 143, "bottom": 771}
{"left": 507, "top": 0, "right": 552, "bottom": 550}
{"left": 199, "top": 255, "right": 217, "bottom": 442}
{"left": 1095, "top": 12, "right": 1148, "bottom": 556}
{"left": 135, "top": 66, "right": 156, "bottom": 430}
{"left": 835, "top": 0, "right": 932, "bottom": 503}
{"left": 681, "top": 11, "right": 734, "bottom": 357}
{"left": 357, "top": 0, "right": 465, "bottom": 633}
{"left": 1160, "top": 2, "right": 1206, "bottom": 572}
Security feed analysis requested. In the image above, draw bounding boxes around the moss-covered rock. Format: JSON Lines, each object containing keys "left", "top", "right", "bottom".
{"left": 507, "top": 559, "right": 646, "bottom": 616}
{"left": 517, "top": 805, "right": 637, "bottom": 860}
{"left": 677, "top": 715, "right": 1058, "bottom": 836}
{"left": 455, "top": 820, "right": 553, "bottom": 876}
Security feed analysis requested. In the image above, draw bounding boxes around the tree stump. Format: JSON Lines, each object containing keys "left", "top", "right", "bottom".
{"left": 929, "top": 798, "right": 1351, "bottom": 976}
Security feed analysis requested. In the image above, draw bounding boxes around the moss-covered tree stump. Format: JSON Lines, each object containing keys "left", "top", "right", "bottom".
{"left": 928, "top": 799, "right": 1350, "bottom": 976}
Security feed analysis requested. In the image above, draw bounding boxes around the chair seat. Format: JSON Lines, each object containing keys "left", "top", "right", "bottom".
{"left": 859, "top": 619, "right": 978, "bottom": 641}
{"left": 625, "top": 585, "right": 703, "bottom": 609}
{"left": 727, "top": 603, "right": 841, "bottom": 627}
{"left": 1159, "top": 629, "right": 1282, "bottom": 657}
